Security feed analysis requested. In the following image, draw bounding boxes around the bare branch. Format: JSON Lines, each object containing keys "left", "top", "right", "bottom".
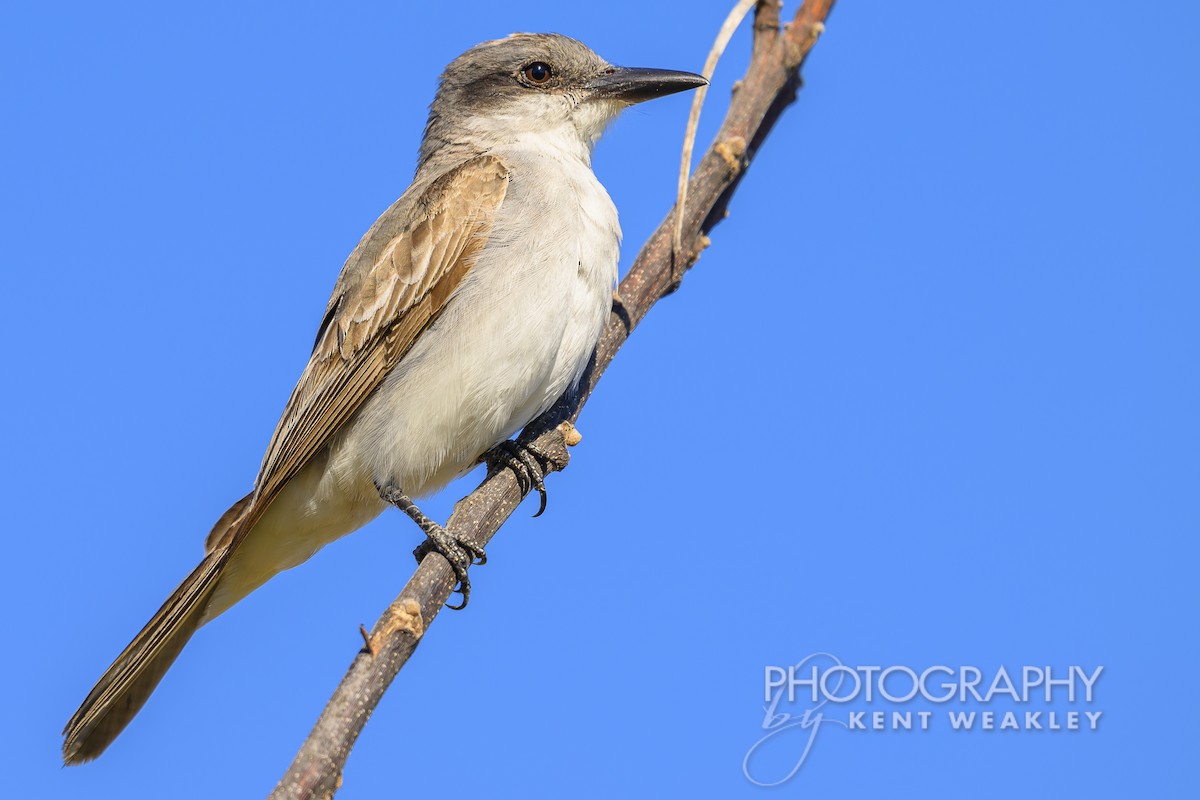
{"left": 753, "top": 0, "right": 784, "bottom": 49}
{"left": 268, "top": 2, "right": 835, "bottom": 797}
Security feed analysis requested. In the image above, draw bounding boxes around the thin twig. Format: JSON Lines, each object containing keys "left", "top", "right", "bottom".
{"left": 673, "top": 0, "right": 758, "bottom": 287}
{"left": 269, "top": 2, "right": 834, "bottom": 797}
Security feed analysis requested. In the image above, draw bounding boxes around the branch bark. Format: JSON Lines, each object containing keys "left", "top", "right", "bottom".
{"left": 269, "top": 2, "right": 835, "bottom": 797}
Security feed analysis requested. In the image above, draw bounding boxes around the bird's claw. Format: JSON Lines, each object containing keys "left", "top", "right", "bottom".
{"left": 484, "top": 439, "right": 549, "bottom": 517}
{"left": 412, "top": 525, "right": 487, "bottom": 610}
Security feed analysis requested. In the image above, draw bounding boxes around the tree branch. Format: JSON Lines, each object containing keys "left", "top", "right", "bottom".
{"left": 268, "top": 2, "right": 835, "bottom": 797}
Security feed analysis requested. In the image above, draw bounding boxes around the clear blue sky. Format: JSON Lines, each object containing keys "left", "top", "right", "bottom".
{"left": 3, "top": 1, "right": 1196, "bottom": 797}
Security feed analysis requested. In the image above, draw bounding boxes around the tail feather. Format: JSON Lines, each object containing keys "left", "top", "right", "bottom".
{"left": 61, "top": 546, "right": 229, "bottom": 764}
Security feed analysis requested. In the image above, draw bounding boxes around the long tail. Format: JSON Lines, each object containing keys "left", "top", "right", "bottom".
{"left": 61, "top": 545, "right": 231, "bottom": 764}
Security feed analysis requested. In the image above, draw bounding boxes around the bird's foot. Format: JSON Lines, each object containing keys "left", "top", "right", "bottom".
{"left": 377, "top": 484, "right": 485, "bottom": 610}
{"left": 483, "top": 439, "right": 552, "bottom": 517}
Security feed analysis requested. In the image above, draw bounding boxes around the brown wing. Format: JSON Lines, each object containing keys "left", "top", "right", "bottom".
{"left": 206, "top": 154, "right": 509, "bottom": 551}
{"left": 64, "top": 155, "right": 510, "bottom": 764}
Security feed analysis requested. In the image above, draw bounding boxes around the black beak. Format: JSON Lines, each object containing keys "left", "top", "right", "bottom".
{"left": 585, "top": 66, "right": 707, "bottom": 104}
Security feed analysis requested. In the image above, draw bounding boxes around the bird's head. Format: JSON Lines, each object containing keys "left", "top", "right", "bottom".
{"left": 420, "top": 33, "right": 706, "bottom": 168}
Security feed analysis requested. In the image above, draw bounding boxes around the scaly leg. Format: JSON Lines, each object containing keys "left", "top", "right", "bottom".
{"left": 376, "top": 483, "right": 486, "bottom": 610}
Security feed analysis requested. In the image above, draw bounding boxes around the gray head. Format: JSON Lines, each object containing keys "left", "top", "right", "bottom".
{"left": 418, "top": 33, "right": 705, "bottom": 170}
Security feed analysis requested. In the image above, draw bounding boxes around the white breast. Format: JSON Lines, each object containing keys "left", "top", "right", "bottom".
{"left": 335, "top": 138, "right": 620, "bottom": 501}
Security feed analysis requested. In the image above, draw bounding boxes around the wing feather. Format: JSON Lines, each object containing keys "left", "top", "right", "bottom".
{"left": 206, "top": 155, "right": 509, "bottom": 552}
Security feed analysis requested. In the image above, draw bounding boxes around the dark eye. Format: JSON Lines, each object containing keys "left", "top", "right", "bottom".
{"left": 522, "top": 62, "right": 552, "bottom": 85}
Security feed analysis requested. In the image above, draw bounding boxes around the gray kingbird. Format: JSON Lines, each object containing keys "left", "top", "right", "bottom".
{"left": 63, "top": 32, "right": 704, "bottom": 764}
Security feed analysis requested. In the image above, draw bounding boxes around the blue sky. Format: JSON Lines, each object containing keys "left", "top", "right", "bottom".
{"left": 3, "top": 1, "right": 1196, "bottom": 797}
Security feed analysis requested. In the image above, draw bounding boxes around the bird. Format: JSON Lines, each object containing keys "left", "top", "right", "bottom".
{"left": 62, "top": 32, "right": 705, "bottom": 764}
